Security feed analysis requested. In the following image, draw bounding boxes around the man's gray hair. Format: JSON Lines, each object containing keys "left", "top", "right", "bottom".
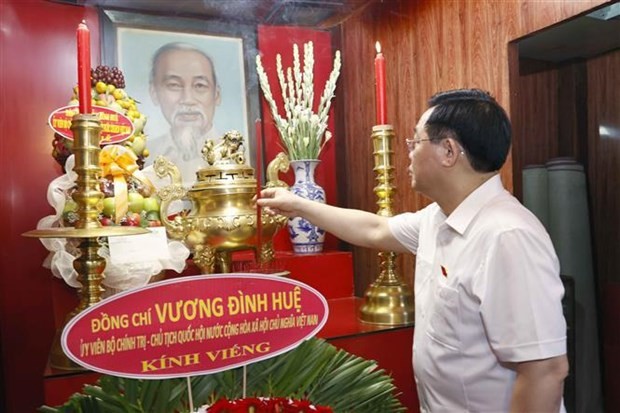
{"left": 149, "top": 42, "right": 218, "bottom": 87}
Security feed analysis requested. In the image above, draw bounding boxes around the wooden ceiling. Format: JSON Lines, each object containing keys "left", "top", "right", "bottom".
{"left": 55, "top": 0, "right": 377, "bottom": 28}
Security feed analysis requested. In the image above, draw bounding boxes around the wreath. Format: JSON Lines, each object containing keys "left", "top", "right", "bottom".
{"left": 39, "top": 338, "right": 406, "bottom": 413}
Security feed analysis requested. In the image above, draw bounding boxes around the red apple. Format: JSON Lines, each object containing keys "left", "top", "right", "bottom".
{"left": 99, "top": 216, "right": 115, "bottom": 226}
{"left": 120, "top": 212, "right": 141, "bottom": 226}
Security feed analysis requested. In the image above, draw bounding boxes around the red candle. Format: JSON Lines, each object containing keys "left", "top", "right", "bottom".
{"left": 255, "top": 119, "right": 263, "bottom": 266}
{"left": 374, "top": 41, "right": 387, "bottom": 125}
{"left": 77, "top": 21, "right": 92, "bottom": 114}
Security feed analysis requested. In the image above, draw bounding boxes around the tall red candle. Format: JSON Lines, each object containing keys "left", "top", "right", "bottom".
{"left": 77, "top": 21, "right": 92, "bottom": 114}
{"left": 374, "top": 41, "right": 387, "bottom": 125}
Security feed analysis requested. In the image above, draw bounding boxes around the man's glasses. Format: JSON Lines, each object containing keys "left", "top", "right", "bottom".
{"left": 406, "top": 137, "right": 467, "bottom": 156}
{"left": 405, "top": 137, "right": 434, "bottom": 152}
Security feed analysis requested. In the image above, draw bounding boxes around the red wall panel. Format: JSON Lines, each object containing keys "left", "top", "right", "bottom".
{"left": 257, "top": 25, "right": 339, "bottom": 252}
{"left": 0, "top": 1, "right": 100, "bottom": 411}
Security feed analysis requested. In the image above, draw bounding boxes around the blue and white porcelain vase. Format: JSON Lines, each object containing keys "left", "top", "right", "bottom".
{"left": 288, "top": 160, "right": 326, "bottom": 254}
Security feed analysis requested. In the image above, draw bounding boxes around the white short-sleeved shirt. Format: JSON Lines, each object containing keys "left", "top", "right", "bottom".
{"left": 389, "top": 174, "right": 567, "bottom": 413}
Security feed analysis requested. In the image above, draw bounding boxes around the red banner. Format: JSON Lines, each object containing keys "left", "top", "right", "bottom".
{"left": 48, "top": 105, "right": 134, "bottom": 145}
{"left": 61, "top": 274, "right": 329, "bottom": 379}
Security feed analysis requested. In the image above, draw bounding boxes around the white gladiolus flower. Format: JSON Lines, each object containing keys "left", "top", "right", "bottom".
{"left": 256, "top": 41, "right": 341, "bottom": 160}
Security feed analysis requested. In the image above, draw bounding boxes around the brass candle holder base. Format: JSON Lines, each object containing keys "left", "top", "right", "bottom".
{"left": 359, "top": 251, "right": 414, "bottom": 325}
{"left": 359, "top": 125, "right": 414, "bottom": 326}
{"left": 24, "top": 114, "right": 147, "bottom": 370}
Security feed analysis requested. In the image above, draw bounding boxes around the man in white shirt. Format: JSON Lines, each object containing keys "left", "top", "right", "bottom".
{"left": 258, "top": 89, "right": 568, "bottom": 412}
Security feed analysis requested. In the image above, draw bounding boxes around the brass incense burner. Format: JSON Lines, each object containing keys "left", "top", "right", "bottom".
{"left": 154, "top": 131, "right": 289, "bottom": 273}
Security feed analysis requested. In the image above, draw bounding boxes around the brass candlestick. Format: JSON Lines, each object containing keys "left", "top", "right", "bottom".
{"left": 359, "top": 124, "right": 414, "bottom": 325}
{"left": 23, "top": 114, "right": 147, "bottom": 370}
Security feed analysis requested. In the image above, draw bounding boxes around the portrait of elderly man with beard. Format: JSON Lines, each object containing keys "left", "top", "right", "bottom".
{"left": 146, "top": 42, "right": 231, "bottom": 187}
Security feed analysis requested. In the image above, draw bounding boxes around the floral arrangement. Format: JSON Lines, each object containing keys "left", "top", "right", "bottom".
{"left": 256, "top": 42, "right": 341, "bottom": 160}
{"left": 200, "top": 397, "right": 332, "bottom": 412}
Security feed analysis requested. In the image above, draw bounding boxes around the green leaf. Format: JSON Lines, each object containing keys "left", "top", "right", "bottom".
{"left": 123, "top": 378, "right": 140, "bottom": 405}
{"left": 40, "top": 338, "right": 405, "bottom": 413}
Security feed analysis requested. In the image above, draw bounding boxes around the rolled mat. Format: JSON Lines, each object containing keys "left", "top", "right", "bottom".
{"left": 522, "top": 164, "right": 549, "bottom": 229}
{"left": 547, "top": 157, "right": 602, "bottom": 413}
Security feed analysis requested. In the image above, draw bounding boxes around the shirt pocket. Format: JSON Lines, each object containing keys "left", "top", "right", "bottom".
{"left": 426, "top": 283, "right": 460, "bottom": 351}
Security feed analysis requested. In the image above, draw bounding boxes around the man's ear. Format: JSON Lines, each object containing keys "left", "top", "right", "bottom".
{"left": 440, "top": 137, "right": 460, "bottom": 167}
{"left": 215, "top": 86, "right": 222, "bottom": 106}
{"left": 149, "top": 83, "right": 160, "bottom": 106}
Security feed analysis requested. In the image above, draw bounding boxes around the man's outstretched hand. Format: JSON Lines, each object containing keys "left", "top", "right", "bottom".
{"left": 256, "top": 187, "right": 302, "bottom": 218}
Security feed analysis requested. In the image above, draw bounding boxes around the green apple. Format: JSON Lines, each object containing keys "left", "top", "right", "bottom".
{"left": 102, "top": 197, "right": 116, "bottom": 217}
{"left": 145, "top": 210, "right": 160, "bottom": 222}
{"left": 143, "top": 196, "right": 160, "bottom": 213}
{"left": 128, "top": 192, "right": 144, "bottom": 213}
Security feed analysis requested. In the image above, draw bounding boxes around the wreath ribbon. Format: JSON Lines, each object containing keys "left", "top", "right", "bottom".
{"left": 99, "top": 145, "right": 138, "bottom": 223}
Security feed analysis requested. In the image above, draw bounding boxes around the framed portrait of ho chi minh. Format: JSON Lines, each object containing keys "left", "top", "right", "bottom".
{"left": 100, "top": 9, "right": 259, "bottom": 188}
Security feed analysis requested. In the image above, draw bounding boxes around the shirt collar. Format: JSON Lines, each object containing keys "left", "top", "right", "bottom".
{"left": 444, "top": 174, "right": 505, "bottom": 235}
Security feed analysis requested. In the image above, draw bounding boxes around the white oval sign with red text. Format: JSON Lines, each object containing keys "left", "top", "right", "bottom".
{"left": 62, "top": 274, "right": 328, "bottom": 379}
{"left": 48, "top": 105, "right": 134, "bottom": 144}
